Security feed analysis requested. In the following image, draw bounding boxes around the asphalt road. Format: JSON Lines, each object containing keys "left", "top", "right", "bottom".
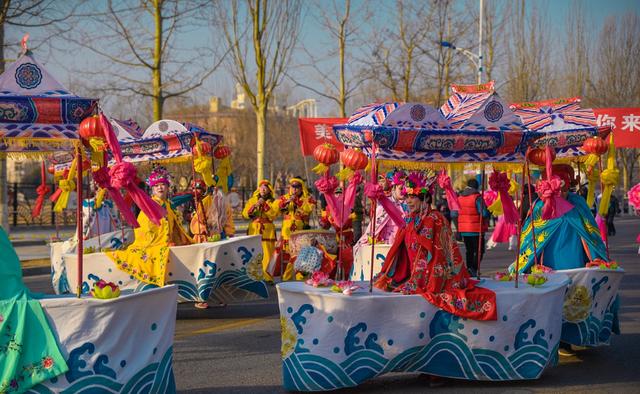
{"left": 25, "top": 217, "right": 640, "bottom": 393}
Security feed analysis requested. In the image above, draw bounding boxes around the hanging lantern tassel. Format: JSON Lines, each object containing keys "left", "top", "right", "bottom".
{"left": 31, "top": 161, "right": 51, "bottom": 219}
{"left": 586, "top": 165, "right": 599, "bottom": 208}
{"left": 95, "top": 187, "right": 107, "bottom": 209}
{"left": 335, "top": 166, "right": 354, "bottom": 181}
{"left": 215, "top": 156, "right": 233, "bottom": 193}
{"left": 312, "top": 162, "right": 329, "bottom": 175}
{"left": 598, "top": 134, "right": 619, "bottom": 216}
{"left": 53, "top": 156, "right": 78, "bottom": 213}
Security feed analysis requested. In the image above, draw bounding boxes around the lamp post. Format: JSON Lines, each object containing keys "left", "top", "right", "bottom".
{"left": 440, "top": 0, "right": 483, "bottom": 84}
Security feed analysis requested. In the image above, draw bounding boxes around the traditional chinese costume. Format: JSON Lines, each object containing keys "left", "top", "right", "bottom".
{"left": 509, "top": 192, "right": 608, "bottom": 273}
{"left": 108, "top": 167, "right": 192, "bottom": 286}
{"left": 272, "top": 178, "right": 316, "bottom": 281}
{"left": 374, "top": 172, "right": 497, "bottom": 321}
{"left": 243, "top": 180, "right": 279, "bottom": 281}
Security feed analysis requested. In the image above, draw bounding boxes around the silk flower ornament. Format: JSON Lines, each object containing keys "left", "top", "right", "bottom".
{"left": 488, "top": 171, "right": 519, "bottom": 224}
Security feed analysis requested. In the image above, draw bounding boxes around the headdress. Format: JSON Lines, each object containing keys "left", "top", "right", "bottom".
{"left": 253, "top": 179, "right": 275, "bottom": 199}
{"left": 390, "top": 169, "right": 407, "bottom": 186}
{"left": 289, "top": 177, "right": 310, "bottom": 197}
{"left": 403, "top": 171, "right": 434, "bottom": 196}
{"left": 147, "top": 165, "right": 171, "bottom": 187}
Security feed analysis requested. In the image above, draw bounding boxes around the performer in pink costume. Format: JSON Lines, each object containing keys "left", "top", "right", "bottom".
{"left": 353, "top": 170, "right": 408, "bottom": 260}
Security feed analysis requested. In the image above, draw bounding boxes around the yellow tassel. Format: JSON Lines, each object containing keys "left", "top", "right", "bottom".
{"left": 54, "top": 156, "right": 78, "bottom": 213}
{"left": 312, "top": 163, "right": 329, "bottom": 175}
{"left": 488, "top": 195, "right": 504, "bottom": 216}
{"left": 598, "top": 135, "right": 619, "bottom": 216}
{"left": 215, "top": 156, "right": 233, "bottom": 193}
{"left": 95, "top": 188, "right": 107, "bottom": 209}
{"left": 586, "top": 166, "right": 599, "bottom": 208}
{"left": 194, "top": 155, "right": 215, "bottom": 187}
{"left": 584, "top": 153, "right": 599, "bottom": 168}
{"left": 336, "top": 167, "right": 354, "bottom": 181}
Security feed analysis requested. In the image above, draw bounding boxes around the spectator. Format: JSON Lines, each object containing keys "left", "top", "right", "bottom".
{"left": 451, "top": 178, "right": 490, "bottom": 277}
{"left": 227, "top": 187, "right": 242, "bottom": 214}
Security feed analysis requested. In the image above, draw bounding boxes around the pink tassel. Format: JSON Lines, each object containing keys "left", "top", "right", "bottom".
{"left": 488, "top": 171, "right": 519, "bottom": 224}
{"left": 109, "top": 162, "right": 166, "bottom": 226}
{"left": 364, "top": 182, "right": 404, "bottom": 227}
{"left": 93, "top": 167, "right": 139, "bottom": 227}
{"left": 437, "top": 171, "right": 460, "bottom": 211}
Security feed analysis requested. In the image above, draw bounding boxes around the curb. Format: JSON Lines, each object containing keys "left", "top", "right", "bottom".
{"left": 23, "top": 266, "right": 50, "bottom": 277}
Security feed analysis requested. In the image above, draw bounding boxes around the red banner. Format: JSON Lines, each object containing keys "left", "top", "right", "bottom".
{"left": 298, "top": 118, "right": 347, "bottom": 156}
{"left": 593, "top": 108, "right": 640, "bottom": 148}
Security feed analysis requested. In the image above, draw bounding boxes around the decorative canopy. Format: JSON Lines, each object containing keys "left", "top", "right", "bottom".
{"left": 334, "top": 89, "right": 528, "bottom": 163}
{"left": 0, "top": 49, "right": 98, "bottom": 154}
{"left": 333, "top": 82, "right": 607, "bottom": 164}
{"left": 510, "top": 97, "right": 610, "bottom": 158}
{"left": 118, "top": 119, "right": 223, "bottom": 163}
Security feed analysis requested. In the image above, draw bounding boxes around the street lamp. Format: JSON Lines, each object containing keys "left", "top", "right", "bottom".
{"left": 440, "top": 40, "right": 483, "bottom": 85}
{"left": 440, "top": 0, "right": 483, "bottom": 85}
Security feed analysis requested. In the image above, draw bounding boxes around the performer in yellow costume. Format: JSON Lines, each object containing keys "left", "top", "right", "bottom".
{"left": 190, "top": 184, "right": 235, "bottom": 242}
{"left": 243, "top": 180, "right": 279, "bottom": 283}
{"left": 108, "top": 166, "right": 192, "bottom": 286}
{"left": 274, "top": 177, "right": 316, "bottom": 281}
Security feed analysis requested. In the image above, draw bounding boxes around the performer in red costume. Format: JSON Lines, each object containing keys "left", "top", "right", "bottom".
{"left": 374, "top": 172, "right": 497, "bottom": 321}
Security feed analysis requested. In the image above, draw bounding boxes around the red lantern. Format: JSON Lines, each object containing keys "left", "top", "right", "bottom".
{"left": 582, "top": 137, "right": 608, "bottom": 155}
{"left": 78, "top": 115, "right": 104, "bottom": 146}
{"left": 47, "top": 164, "right": 56, "bottom": 174}
{"left": 194, "top": 141, "right": 212, "bottom": 156}
{"left": 527, "top": 148, "right": 555, "bottom": 167}
{"left": 340, "top": 148, "right": 368, "bottom": 171}
{"left": 214, "top": 145, "right": 231, "bottom": 159}
{"left": 313, "top": 143, "right": 339, "bottom": 166}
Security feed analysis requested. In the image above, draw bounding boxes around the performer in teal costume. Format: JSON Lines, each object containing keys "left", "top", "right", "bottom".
{"left": 0, "top": 227, "right": 68, "bottom": 391}
{"left": 510, "top": 191, "right": 608, "bottom": 274}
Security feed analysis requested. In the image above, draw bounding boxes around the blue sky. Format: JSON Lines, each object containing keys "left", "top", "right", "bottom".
{"left": 5, "top": 0, "right": 640, "bottom": 119}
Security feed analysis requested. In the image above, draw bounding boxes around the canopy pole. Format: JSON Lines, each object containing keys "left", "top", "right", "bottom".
{"left": 514, "top": 164, "right": 527, "bottom": 288}
{"left": 525, "top": 161, "right": 540, "bottom": 268}
{"left": 369, "top": 141, "right": 378, "bottom": 293}
{"left": 476, "top": 165, "right": 486, "bottom": 279}
{"left": 76, "top": 144, "right": 84, "bottom": 298}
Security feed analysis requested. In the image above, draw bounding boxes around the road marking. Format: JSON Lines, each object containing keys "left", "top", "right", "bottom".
{"left": 175, "top": 318, "right": 266, "bottom": 340}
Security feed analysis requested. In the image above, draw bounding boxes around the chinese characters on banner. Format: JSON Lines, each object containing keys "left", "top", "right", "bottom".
{"left": 297, "top": 118, "right": 347, "bottom": 156}
{"left": 593, "top": 108, "right": 640, "bottom": 148}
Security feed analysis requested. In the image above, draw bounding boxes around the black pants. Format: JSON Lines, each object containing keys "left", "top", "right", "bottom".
{"left": 606, "top": 215, "right": 616, "bottom": 236}
{"left": 463, "top": 234, "right": 485, "bottom": 275}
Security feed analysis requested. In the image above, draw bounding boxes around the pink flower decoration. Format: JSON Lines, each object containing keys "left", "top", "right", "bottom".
{"left": 305, "top": 271, "right": 333, "bottom": 287}
{"left": 628, "top": 183, "right": 640, "bottom": 210}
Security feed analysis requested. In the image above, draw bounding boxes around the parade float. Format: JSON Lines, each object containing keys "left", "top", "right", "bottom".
{"left": 51, "top": 118, "right": 268, "bottom": 305}
{"left": 506, "top": 99, "right": 624, "bottom": 347}
{"left": 0, "top": 42, "right": 177, "bottom": 392}
{"left": 276, "top": 81, "right": 622, "bottom": 390}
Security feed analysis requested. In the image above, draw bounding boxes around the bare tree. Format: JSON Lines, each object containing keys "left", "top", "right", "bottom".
{"left": 588, "top": 13, "right": 640, "bottom": 194}
{"left": 218, "top": 0, "right": 302, "bottom": 183}
{"left": 419, "top": 0, "right": 472, "bottom": 106}
{"left": 366, "top": 0, "right": 429, "bottom": 102}
{"left": 562, "top": 0, "right": 591, "bottom": 99}
{"left": 504, "top": 0, "right": 554, "bottom": 102}
{"left": 287, "top": 0, "right": 369, "bottom": 117}
{"left": 63, "top": 0, "right": 225, "bottom": 121}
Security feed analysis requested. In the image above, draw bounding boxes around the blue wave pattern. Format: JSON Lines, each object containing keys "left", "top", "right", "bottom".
{"left": 282, "top": 304, "right": 559, "bottom": 391}
{"left": 136, "top": 257, "right": 268, "bottom": 303}
{"left": 561, "top": 296, "right": 620, "bottom": 346}
{"left": 27, "top": 345, "right": 175, "bottom": 394}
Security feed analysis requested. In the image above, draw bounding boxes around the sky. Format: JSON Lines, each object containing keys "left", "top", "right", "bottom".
{"left": 5, "top": 0, "right": 640, "bottom": 120}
